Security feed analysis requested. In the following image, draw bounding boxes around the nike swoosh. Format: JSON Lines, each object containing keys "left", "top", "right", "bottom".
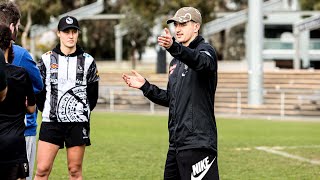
{"left": 191, "top": 157, "right": 216, "bottom": 180}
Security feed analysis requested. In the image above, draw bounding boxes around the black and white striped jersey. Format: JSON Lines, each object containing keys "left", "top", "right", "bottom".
{"left": 37, "top": 45, "right": 99, "bottom": 122}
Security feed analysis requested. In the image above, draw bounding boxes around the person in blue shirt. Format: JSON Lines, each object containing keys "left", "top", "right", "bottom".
{"left": 0, "top": 2, "right": 43, "bottom": 179}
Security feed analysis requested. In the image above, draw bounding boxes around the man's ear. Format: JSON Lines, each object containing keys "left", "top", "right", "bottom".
{"left": 194, "top": 23, "right": 200, "bottom": 32}
{"left": 9, "top": 23, "right": 15, "bottom": 34}
{"left": 193, "top": 23, "right": 200, "bottom": 32}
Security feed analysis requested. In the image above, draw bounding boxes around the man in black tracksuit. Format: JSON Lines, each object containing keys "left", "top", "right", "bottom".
{"left": 122, "top": 7, "right": 219, "bottom": 180}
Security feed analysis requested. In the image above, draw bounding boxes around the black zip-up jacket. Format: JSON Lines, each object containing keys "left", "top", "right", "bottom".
{"left": 140, "top": 36, "right": 218, "bottom": 152}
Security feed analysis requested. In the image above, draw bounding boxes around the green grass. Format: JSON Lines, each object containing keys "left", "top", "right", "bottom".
{"left": 35, "top": 112, "right": 320, "bottom": 179}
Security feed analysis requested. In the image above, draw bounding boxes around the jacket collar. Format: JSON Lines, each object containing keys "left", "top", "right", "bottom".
{"left": 188, "top": 35, "right": 204, "bottom": 49}
{"left": 53, "top": 44, "right": 84, "bottom": 56}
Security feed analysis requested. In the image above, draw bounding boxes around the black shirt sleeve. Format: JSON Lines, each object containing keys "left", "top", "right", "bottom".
{"left": 0, "top": 51, "right": 6, "bottom": 91}
{"left": 167, "top": 40, "right": 217, "bottom": 74}
{"left": 139, "top": 80, "right": 170, "bottom": 107}
{"left": 25, "top": 72, "right": 35, "bottom": 106}
{"left": 35, "top": 58, "right": 46, "bottom": 111}
{"left": 87, "top": 81, "right": 98, "bottom": 111}
{"left": 86, "top": 61, "right": 99, "bottom": 111}
{"left": 0, "top": 68, "right": 6, "bottom": 91}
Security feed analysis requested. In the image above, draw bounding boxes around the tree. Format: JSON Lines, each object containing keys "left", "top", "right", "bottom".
{"left": 13, "top": 0, "right": 252, "bottom": 62}
{"left": 300, "top": 0, "right": 320, "bottom": 10}
{"left": 120, "top": 6, "right": 152, "bottom": 68}
{"left": 127, "top": 0, "right": 216, "bottom": 25}
{"left": 15, "top": 0, "right": 62, "bottom": 49}
{"left": 119, "top": 0, "right": 216, "bottom": 67}
{"left": 16, "top": 0, "right": 103, "bottom": 50}
{"left": 75, "top": 0, "right": 127, "bottom": 60}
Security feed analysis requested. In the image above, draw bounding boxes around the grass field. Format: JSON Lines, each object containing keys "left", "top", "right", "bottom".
{"left": 37, "top": 112, "right": 320, "bottom": 179}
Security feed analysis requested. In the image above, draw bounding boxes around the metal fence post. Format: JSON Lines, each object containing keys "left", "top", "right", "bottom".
{"left": 110, "top": 89, "right": 114, "bottom": 112}
{"left": 150, "top": 101, "right": 155, "bottom": 114}
{"left": 237, "top": 90, "right": 242, "bottom": 115}
{"left": 280, "top": 92, "right": 285, "bottom": 118}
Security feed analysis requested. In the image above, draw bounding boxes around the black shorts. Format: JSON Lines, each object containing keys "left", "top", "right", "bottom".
{"left": 164, "top": 148, "right": 219, "bottom": 180}
{"left": 39, "top": 122, "right": 91, "bottom": 149}
{"left": 0, "top": 162, "right": 29, "bottom": 180}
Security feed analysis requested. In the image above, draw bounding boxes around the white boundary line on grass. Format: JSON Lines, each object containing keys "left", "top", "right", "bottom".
{"left": 279, "top": 145, "right": 320, "bottom": 149}
{"left": 255, "top": 146, "right": 320, "bottom": 165}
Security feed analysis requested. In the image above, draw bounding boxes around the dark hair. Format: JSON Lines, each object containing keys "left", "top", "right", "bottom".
{"left": 0, "top": 23, "right": 13, "bottom": 63}
{"left": 0, "top": 1, "right": 21, "bottom": 26}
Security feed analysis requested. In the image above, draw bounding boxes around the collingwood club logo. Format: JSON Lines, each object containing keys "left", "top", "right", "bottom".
{"left": 191, "top": 156, "right": 215, "bottom": 180}
{"left": 178, "top": 13, "right": 192, "bottom": 23}
{"left": 182, "top": 64, "right": 189, "bottom": 76}
{"left": 57, "top": 86, "right": 90, "bottom": 122}
{"left": 77, "top": 65, "right": 84, "bottom": 73}
{"left": 24, "top": 163, "right": 28, "bottom": 173}
{"left": 66, "top": 17, "right": 74, "bottom": 24}
{"left": 82, "top": 127, "right": 89, "bottom": 139}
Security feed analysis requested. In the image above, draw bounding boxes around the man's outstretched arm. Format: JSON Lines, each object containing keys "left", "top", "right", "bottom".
{"left": 122, "top": 70, "right": 170, "bottom": 107}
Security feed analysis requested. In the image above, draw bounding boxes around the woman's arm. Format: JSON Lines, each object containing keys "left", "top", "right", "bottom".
{"left": 26, "top": 103, "right": 36, "bottom": 113}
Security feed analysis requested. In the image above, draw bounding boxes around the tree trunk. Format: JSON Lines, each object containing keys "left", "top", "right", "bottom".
{"left": 130, "top": 40, "right": 136, "bottom": 70}
{"left": 131, "top": 47, "right": 136, "bottom": 70}
{"left": 21, "top": 10, "right": 32, "bottom": 49}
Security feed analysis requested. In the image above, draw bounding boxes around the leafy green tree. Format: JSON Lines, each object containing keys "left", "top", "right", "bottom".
{"left": 300, "top": 0, "right": 320, "bottom": 10}
{"left": 119, "top": 0, "right": 217, "bottom": 65}
{"left": 127, "top": 0, "right": 216, "bottom": 25}
{"left": 14, "top": 0, "right": 62, "bottom": 48}
{"left": 71, "top": 0, "right": 127, "bottom": 60}
{"left": 120, "top": 5, "right": 152, "bottom": 68}
{"left": 15, "top": 0, "right": 98, "bottom": 43}
{"left": 15, "top": 0, "right": 256, "bottom": 61}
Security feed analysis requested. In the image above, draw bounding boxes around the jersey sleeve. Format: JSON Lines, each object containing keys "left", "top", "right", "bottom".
{"left": 35, "top": 57, "right": 47, "bottom": 111}
{"left": 86, "top": 61, "right": 99, "bottom": 110}
{"left": 87, "top": 61, "right": 99, "bottom": 84}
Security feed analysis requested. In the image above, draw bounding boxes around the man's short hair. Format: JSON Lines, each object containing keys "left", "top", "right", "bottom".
{"left": 0, "top": 23, "right": 13, "bottom": 63}
{"left": 0, "top": 1, "right": 21, "bottom": 26}
{"left": 0, "top": 23, "right": 12, "bottom": 51}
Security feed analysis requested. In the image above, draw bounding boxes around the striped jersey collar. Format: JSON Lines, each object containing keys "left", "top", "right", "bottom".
{"left": 53, "top": 44, "right": 84, "bottom": 57}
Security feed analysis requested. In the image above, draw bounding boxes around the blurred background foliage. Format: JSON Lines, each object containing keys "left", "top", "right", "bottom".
{"left": 11, "top": 0, "right": 320, "bottom": 60}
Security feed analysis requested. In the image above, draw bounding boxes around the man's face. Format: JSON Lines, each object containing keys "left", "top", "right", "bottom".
{"left": 10, "top": 19, "right": 20, "bottom": 41}
{"left": 173, "top": 21, "right": 200, "bottom": 46}
{"left": 57, "top": 28, "right": 79, "bottom": 49}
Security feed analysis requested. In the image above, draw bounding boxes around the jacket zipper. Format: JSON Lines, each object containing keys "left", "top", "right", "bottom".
{"left": 173, "top": 61, "right": 183, "bottom": 152}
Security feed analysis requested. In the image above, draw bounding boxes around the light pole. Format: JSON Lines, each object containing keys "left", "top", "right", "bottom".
{"left": 247, "top": 0, "right": 264, "bottom": 105}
